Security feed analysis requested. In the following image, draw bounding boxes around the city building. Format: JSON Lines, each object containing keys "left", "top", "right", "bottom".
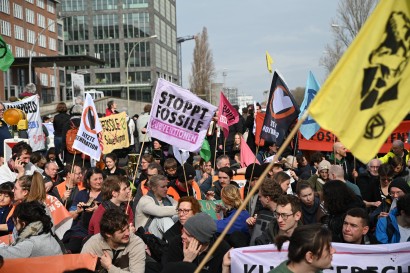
{"left": 59, "top": 0, "right": 178, "bottom": 111}
{"left": 0, "top": 0, "right": 62, "bottom": 102}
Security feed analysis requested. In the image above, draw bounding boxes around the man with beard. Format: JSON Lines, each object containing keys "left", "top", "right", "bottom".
{"left": 88, "top": 176, "right": 133, "bottom": 235}
{"left": 82, "top": 209, "right": 146, "bottom": 272}
{"left": 0, "top": 141, "right": 37, "bottom": 184}
{"left": 356, "top": 159, "right": 382, "bottom": 210}
{"left": 306, "top": 160, "right": 331, "bottom": 192}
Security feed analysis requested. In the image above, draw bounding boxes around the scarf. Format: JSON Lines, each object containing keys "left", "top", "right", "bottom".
{"left": 302, "top": 196, "right": 320, "bottom": 224}
{"left": 13, "top": 221, "right": 44, "bottom": 246}
{"left": 147, "top": 190, "right": 173, "bottom": 206}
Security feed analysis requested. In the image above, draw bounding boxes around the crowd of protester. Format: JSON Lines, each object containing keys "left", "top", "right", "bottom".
{"left": 0, "top": 100, "right": 409, "bottom": 273}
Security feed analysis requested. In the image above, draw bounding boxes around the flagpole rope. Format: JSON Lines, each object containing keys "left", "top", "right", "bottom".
{"left": 194, "top": 111, "right": 309, "bottom": 273}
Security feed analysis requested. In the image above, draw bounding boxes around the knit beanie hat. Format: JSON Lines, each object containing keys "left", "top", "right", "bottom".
{"left": 388, "top": 177, "right": 410, "bottom": 194}
{"left": 318, "top": 160, "right": 331, "bottom": 171}
{"left": 184, "top": 212, "right": 216, "bottom": 244}
{"left": 177, "top": 163, "right": 196, "bottom": 182}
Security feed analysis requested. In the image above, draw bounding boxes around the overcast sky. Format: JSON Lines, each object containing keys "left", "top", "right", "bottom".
{"left": 176, "top": 0, "right": 339, "bottom": 102}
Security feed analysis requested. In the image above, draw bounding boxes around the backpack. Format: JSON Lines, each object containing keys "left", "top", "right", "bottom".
{"left": 135, "top": 226, "right": 168, "bottom": 263}
{"left": 66, "top": 120, "right": 81, "bottom": 154}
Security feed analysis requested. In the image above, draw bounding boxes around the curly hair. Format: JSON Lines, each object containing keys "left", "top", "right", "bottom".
{"left": 177, "top": 196, "right": 202, "bottom": 214}
{"left": 13, "top": 201, "right": 53, "bottom": 234}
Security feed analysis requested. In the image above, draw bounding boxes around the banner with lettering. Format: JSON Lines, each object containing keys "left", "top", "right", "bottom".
{"left": 218, "top": 92, "right": 239, "bottom": 138}
{"left": 73, "top": 94, "right": 103, "bottom": 161}
{"left": 4, "top": 95, "right": 45, "bottom": 151}
{"left": 148, "top": 79, "right": 217, "bottom": 152}
{"left": 231, "top": 242, "right": 410, "bottom": 273}
{"left": 199, "top": 200, "right": 223, "bottom": 220}
{"left": 99, "top": 112, "right": 130, "bottom": 154}
{"left": 298, "top": 120, "right": 410, "bottom": 153}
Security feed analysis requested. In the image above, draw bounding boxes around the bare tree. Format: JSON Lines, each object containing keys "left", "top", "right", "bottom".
{"left": 189, "top": 27, "right": 215, "bottom": 101}
{"left": 320, "top": 0, "right": 378, "bottom": 75}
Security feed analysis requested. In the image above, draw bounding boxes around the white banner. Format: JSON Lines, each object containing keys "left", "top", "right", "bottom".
{"left": 4, "top": 95, "right": 45, "bottom": 151}
{"left": 148, "top": 79, "right": 217, "bottom": 152}
{"left": 71, "top": 73, "right": 85, "bottom": 104}
{"left": 72, "top": 94, "right": 102, "bottom": 160}
{"left": 231, "top": 242, "right": 410, "bottom": 273}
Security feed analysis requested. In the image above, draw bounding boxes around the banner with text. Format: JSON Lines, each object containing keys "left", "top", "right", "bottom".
{"left": 73, "top": 94, "right": 103, "bottom": 160}
{"left": 99, "top": 112, "right": 129, "bottom": 154}
{"left": 231, "top": 242, "right": 410, "bottom": 273}
{"left": 148, "top": 79, "right": 217, "bottom": 152}
{"left": 298, "top": 120, "right": 410, "bottom": 154}
{"left": 4, "top": 95, "right": 45, "bottom": 151}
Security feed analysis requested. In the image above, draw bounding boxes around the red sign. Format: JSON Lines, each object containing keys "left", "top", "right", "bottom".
{"left": 298, "top": 121, "right": 410, "bottom": 154}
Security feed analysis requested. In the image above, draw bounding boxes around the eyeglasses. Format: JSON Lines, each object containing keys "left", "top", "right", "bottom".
{"left": 176, "top": 209, "right": 192, "bottom": 215}
{"left": 274, "top": 212, "right": 295, "bottom": 220}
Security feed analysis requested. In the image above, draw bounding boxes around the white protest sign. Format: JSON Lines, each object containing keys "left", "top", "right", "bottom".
{"left": 4, "top": 95, "right": 45, "bottom": 151}
{"left": 72, "top": 94, "right": 102, "bottom": 160}
{"left": 230, "top": 242, "right": 410, "bottom": 273}
{"left": 148, "top": 79, "right": 217, "bottom": 152}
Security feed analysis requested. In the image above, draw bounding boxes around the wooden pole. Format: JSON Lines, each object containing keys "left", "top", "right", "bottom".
{"left": 193, "top": 111, "right": 309, "bottom": 273}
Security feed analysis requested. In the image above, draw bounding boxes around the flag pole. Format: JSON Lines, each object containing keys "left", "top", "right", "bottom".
{"left": 213, "top": 127, "right": 219, "bottom": 169}
{"left": 194, "top": 111, "right": 309, "bottom": 273}
{"left": 181, "top": 160, "right": 189, "bottom": 196}
{"left": 133, "top": 134, "right": 147, "bottom": 184}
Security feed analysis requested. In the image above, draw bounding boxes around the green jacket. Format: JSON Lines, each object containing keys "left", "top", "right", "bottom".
{"left": 268, "top": 260, "right": 323, "bottom": 273}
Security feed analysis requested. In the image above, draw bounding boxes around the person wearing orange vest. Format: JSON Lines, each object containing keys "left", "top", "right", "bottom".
{"left": 55, "top": 164, "right": 85, "bottom": 212}
{"left": 167, "top": 163, "right": 202, "bottom": 201}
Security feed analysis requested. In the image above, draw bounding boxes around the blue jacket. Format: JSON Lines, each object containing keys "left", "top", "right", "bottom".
{"left": 215, "top": 208, "right": 250, "bottom": 235}
{"left": 375, "top": 208, "right": 400, "bottom": 244}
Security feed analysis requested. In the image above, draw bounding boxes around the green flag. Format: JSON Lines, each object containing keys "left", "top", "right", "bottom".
{"left": 0, "top": 35, "right": 14, "bottom": 71}
{"left": 200, "top": 139, "right": 211, "bottom": 162}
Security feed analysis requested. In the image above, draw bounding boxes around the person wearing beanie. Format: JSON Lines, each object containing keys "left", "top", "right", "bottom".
{"left": 163, "top": 212, "right": 231, "bottom": 273}
{"left": 167, "top": 163, "right": 203, "bottom": 201}
{"left": 306, "top": 159, "right": 332, "bottom": 192}
{"left": 388, "top": 177, "right": 410, "bottom": 200}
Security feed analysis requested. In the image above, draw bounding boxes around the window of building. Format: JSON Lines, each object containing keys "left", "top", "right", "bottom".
{"left": 165, "top": 0, "right": 170, "bottom": 21}
{"left": 47, "top": 18, "right": 55, "bottom": 32}
{"left": 15, "top": 46, "right": 25, "bottom": 57}
{"left": 25, "top": 8, "right": 35, "bottom": 24}
{"left": 123, "top": 0, "right": 148, "bottom": 9}
{"left": 61, "top": 0, "right": 85, "bottom": 12}
{"left": 50, "top": 75, "right": 55, "bottom": 87}
{"left": 171, "top": 2, "right": 176, "bottom": 25}
{"left": 123, "top": 12, "right": 149, "bottom": 38}
{"left": 0, "top": 20, "right": 11, "bottom": 36}
{"left": 26, "top": 0, "right": 34, "bottom": 4}
{"left": 48, "top": 37, "right": 56, "bottom": 51}
{"left": 47, "top": 0, "right": 55, "bottom": 13}
{"left": 58, "top": 39, "right": 64, "bottom": 52}
{"left": 95, "top": 43, "right": 120, "bottom": 68}
{"left": 95, "top": 72, "right": 120, "bottom": 84}
{"left": 40, "top": 73, "right": 48, "bottom": 86}
{"left": 93, "top": 14, "right": 119, "bottom": 40}
{"left": 0, "top": 0, "right": 10, "bottom": 14}
{"left": 37, "top": 14, "right": 45, "bottom": 28}
{"left": 92, "top": 0, "right": 117, "bottom": 11}
{"left": 125, "top": 41, "right": 151, "bottom": 68}
{"left": 14, "top": 25, "right": 24, "bottom": 40}
{"left": 13, "top": 3, "right": 23, "bottom": 19}
{"left": 37, "top": 0, "right": 45, "bottom": 9}
{"left": 65, "top": 44, "right": 89, "bottom": 55}
{"left": 64, "top": 16, "right": 88, "bottom": 40}
{"left": 155, "top": 44, "right": 162, "bottom": 69}
{"left": 38, "top": 34, "right": 46, "bottom": 47}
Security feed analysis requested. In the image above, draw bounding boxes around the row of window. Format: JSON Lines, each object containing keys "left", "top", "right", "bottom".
{"left": 1, "top": 0, "right": 55, "bottom": 15}
{"left": 62, "top": 0, "right": 149, "bottom": 12}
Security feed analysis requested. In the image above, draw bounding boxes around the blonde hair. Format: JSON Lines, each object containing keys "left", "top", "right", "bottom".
{"left": 221, "top": 184, "right": 242, "bottom": 209}
{"left": 18, "top": 172, "right": 46, "bottom": 202}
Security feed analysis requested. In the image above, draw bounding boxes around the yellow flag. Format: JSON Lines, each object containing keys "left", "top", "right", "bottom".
{"left": 266, "top": 51, "right": 273, "bottom": 73}
{"left": 308, "top": 0, "right": 410, "bottom": 164}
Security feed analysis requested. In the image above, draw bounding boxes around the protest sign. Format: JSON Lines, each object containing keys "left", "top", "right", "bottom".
{"left": 45, "top": 195, "right": 73, "bottom": 239}
{"left": 231, "top": 242, "right": 410, "bottom": 273}
{"left": 199, "top": 200, "right": 223, "bottom": 220}
{"left": 148, "top": 79, "right": 217, "bottom": 152}
{"left": 4, "top": 95, "right": 45, "bottom": 151}
{"left": 99, "top": 112, "right": 129, "bottom": 154}
{"left": 72, "top": 94, "right": 103, "bottom": 160}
